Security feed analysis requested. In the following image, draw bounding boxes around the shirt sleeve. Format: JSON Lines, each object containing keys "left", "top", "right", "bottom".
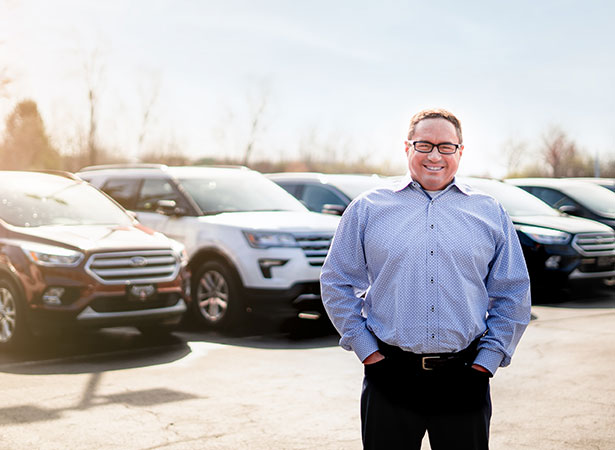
{"left": 475, "top": 204, "right": 532, "bottom": 375}
{"left": 320, "top": 199, "right": 380, "bottom": 362}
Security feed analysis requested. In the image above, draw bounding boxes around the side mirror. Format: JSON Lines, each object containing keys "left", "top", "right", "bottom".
{"left": 321, "top": 204, "right": 346, "bottom": 216}
{"left": 156, "top": 200, "right": 186, "bottom": 216}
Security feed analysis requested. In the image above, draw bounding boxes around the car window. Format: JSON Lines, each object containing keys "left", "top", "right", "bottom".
{"left": 135, "top": 179, "right": 186, "bottom": 212}
{"left": 276, "top": 182, "right": 300, "bottom": 197}
{"left": 101, "top": 178, "right": 140, "bottom": 210}
{"left": 178, "top": 171, "right": 306, "bottom": 214}
{"left": 302, "top": 185, "right": 346, "bottom": 212}
{"left": 530, "top": 187, "right": 572, "bottom": 208}
{"left": 0, "top": 174, "right": 133, "bottom": 227}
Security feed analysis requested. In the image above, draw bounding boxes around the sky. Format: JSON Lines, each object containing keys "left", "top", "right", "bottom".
{"left": 1, "top": 0, "right": 614, "bottom": 177}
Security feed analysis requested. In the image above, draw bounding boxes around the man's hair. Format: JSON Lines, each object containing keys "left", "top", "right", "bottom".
{"left": 407, "top": 108, "right": 463, "bottom": 144}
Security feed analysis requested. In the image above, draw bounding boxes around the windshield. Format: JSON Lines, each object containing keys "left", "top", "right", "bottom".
{"left": 561, "top": 183, "right": 615, "bottom": 217}
{"left": 179, "top": 171, "right": 308, "bottom": 214}
{"left": 0, "top": 173, "right": 133, "bottom": 227}
{"left": 332, "top": 175, "right": 396, "bottom": 199}
{"left": 462, "top": 178, "right": 560, "bottom": 217}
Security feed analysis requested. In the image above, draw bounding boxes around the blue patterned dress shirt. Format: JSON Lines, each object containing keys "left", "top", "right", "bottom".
{"left": 320, "top": 175, "right": 531, "bottom": 375}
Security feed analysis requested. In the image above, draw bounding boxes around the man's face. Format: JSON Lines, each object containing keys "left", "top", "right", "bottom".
{"left": 406, "top": 118, "right": 463, "bottom": 190}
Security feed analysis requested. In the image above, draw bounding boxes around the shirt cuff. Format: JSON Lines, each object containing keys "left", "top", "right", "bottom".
{"left": 473, "top": 348, "right": 504, "bottom": 376}
{"left": 349, "top": 331, "right": 380, "bottom": 362}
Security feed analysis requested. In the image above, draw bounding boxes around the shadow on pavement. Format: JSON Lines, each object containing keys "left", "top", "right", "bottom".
{"left": 532, "top": 280, "right": 614, "bottom": 308}
{"left": 178, "top": 315, "right": 340, "bottom": 350}
{"left": 0, "top": 327, "right": 192, "bottom": 374}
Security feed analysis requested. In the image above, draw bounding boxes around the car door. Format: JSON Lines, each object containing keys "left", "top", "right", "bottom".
{"left": 300, "top": 183, "right": 348, "bottom": 213}
{"left": 133, "top": 178, "right": 193, "bottom": 242}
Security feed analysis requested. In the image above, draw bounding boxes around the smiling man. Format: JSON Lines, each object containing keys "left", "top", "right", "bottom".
{"left": 321, "top": 108, "right": 531, "bottom": 449}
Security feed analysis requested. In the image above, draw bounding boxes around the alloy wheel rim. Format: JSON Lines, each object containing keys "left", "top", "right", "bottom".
{"left": 197, "top": 270, "right": 229, "bottom": 322}
{"left": 0, "top": 287, "right": 16, "bottom": 343}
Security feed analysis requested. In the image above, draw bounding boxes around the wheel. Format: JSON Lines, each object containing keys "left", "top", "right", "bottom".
{"left": 0, "top": 279, "right": 31, "bottom": 350}
{"left": 191, "top": 260, "right": 243, "bottom": 329}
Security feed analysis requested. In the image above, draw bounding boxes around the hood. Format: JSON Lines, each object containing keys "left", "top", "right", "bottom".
{"left": 14, "top": 224, "right": 173, "bottom": 252}
{"left": 200, "top": 211, "right": 340, "bottom": 233}
{"left": 511, "top": 214, "right": 614, "bottom": 234}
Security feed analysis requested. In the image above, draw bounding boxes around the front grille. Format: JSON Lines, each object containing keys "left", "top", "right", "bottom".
{"left": 572, "top": 232, "right": 615, "bottom": 257}
{"left": 85, "top": 249, "right": 179, "bottom": 285}
{"left": 89, "top": 293, "right": 181, "bottom": 312}
{"left": 293, "top": 233, "right": 333, "bottom": 266}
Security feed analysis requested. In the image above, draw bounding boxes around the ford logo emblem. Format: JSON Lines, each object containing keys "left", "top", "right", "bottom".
{"left": 130, "top": 256, "right": 148, "bottom": 267}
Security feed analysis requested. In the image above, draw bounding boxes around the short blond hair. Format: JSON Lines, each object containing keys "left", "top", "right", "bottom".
{"left": 408, "top": 108, "right": 463, "bottom": 144}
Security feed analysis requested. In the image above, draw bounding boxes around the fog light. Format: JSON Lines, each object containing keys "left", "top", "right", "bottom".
{"left": 258, "top": 259, "right": 288, "bottom": 278}
{"left": 42, "top": 287, "right": 65, "bottom": 305}
{"left": 545, "top": 256, "right": 562, "bottom": 269}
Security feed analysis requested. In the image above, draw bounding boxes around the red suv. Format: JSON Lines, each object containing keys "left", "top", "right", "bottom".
{"left": 0, "top": 171, "right": 190, "bottom": 349}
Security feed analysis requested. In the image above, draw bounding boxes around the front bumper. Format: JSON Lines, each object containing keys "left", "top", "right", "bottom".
{"left": 243, "top": 281, "right": 325, "bottom": 320}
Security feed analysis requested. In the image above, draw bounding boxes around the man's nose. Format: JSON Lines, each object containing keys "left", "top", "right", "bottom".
{"left": 427, "top": 149, "right": 442, "bottom": 161}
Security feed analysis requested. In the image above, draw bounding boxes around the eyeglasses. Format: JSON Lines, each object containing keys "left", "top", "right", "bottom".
{"left": 407, "top": 140, "right": 461, "bottom": 155}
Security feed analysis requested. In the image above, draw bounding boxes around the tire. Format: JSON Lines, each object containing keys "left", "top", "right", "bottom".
{"left": 191, "top": 260, "right": 243, "bottom": 329}
{"left": 0, "top": 278, "right": 31, "bottom": 350}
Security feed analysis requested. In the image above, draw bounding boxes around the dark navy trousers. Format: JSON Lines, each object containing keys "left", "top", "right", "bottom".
{"left": 360, "top": 357, "right": 492, "bottom": 450}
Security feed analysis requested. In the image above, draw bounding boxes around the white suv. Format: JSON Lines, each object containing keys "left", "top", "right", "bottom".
{"left": 78, "top": 165, "right": 339, "bottom": 329}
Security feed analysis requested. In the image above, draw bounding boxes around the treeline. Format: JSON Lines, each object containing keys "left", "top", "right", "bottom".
{"left": 1, "top": 98, "right": 614, "bottom": 178}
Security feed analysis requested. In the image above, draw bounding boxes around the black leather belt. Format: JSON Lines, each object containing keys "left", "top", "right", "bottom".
{"left": 376, "top": 336, "right": 481, "bottom": 371}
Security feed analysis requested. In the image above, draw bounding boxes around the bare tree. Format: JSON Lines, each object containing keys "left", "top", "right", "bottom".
{"left": 502, "top": 138, "right": 530, "bottom": 177}
{"left": 82, "top": 49, "right": 106, "bottom": 166}
{"left": 541, "top": 127, "right": 592, "bottom": 177}
{"left": 136, "top": 74, "right": 161, "bottom": 157}
{"left": 242, "top": 82, "right": 271, "bottom": 166}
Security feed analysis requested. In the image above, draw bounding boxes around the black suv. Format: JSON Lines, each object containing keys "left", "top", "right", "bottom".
{"left": 463, "top": 178, "right": 615, "bottom": 286}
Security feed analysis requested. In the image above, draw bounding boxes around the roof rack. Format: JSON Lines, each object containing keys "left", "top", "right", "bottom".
{"left": 79, "top": 163, "right": 168, "bottom": 172}
{"left": 34, "top": 169, "right": 82, "bottom": 181}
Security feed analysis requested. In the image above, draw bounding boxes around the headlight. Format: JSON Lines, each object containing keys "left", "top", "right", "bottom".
{"left": 171, "top": 240, "right": 189, "bottom": 265}
{"left": 21, "top": 242, "right": 84, "bottom": 267}
{"left": 243, "top": 231, "right": 298, "bottom": 249}
{"left": 517, "top": 225, "right": 571, "bottom": 245}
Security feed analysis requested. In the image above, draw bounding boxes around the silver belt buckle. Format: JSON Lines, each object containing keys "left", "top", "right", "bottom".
{"left": 421, "top": 356, "right": 440, "bottom": 370}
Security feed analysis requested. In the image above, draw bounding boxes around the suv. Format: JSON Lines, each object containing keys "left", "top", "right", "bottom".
{"left": 0, "top": 171, "right": 190, "bottom": 349}
{"left": 267, "top": 172, "right": 396, "bottom": 215}
{"left": 463, "top": 177, "right": 615, "bottom": 286}
{"left": 506, "top": 178, "right": 615, "bottom": 230}
{"left": 78, "top": 165, "right": 340, "bottom": 329}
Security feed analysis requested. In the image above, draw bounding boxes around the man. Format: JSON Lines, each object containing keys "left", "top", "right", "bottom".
{"left": 320, "top": 108, "right": 531, "bottom": 450}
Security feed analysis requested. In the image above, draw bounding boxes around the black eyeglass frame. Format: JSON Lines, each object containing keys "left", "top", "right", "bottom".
{"left": 407, "top": 140, "right": 461, "bottom": 155}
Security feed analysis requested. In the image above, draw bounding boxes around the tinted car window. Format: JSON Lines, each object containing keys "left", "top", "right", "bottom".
{"left": 302, "top": 185, "right": 346, "bottom": 212}
{"left": 464, "top": 179, "right": 559, "bottom": 216}
{"left": 179, "top": 171, "right": 306, "bottom": 214}
{"left": 101, "top": 178, "right": 140, "bottom": 210}
{"left": 135, "top": 178, "right": 185, "bottom": 212}
{"left": 276, "top": 182, "right": 301, "bottom": 197}
{"left": 529, "top": 187, "right": 572, "bottom": 208}
{"left": 0, "top": 173, "right": 133, "bottom": 227}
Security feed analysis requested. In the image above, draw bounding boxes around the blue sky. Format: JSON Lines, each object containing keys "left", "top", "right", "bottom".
{"left": 1, "top": 0, "right": 614, "bottom": 176}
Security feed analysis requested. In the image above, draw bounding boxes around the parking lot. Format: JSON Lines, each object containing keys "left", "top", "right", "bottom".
{"left": 0, "top": 283, "right": 613, "bottom": 450}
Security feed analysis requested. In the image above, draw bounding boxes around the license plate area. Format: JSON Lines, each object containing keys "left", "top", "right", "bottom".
{"left": 597, "top": 256, "right": 615, "bottom": 267}
{"left": 127, "top": 284, "right": 157, "bottom": 302}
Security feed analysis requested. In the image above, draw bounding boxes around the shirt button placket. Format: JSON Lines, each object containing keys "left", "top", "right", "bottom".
{"left": 426, "top": 200, "right": 437, "bottom": 349}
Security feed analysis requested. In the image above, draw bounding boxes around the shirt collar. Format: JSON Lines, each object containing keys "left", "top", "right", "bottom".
{"left": 394, "top": 173, "right": 470, "bottom": 196}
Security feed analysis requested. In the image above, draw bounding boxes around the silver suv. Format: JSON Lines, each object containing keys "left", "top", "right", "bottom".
{"left": 78, "top": 165, "right": 340, "bottom": 329}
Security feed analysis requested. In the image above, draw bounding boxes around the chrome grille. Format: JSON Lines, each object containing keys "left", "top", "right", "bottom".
{"left": 293, "top": 233, "right": 333, "bottom": 266}
{"left": 572, "top": 232, "right": 615, "bottom": 257}
{"left": 85, "top": 249, "right": 179, "bottom": 285}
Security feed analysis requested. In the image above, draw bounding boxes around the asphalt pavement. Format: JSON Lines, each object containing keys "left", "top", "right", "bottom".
{"left": 0, "top": 285, "right": 613, "bottom": 449}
